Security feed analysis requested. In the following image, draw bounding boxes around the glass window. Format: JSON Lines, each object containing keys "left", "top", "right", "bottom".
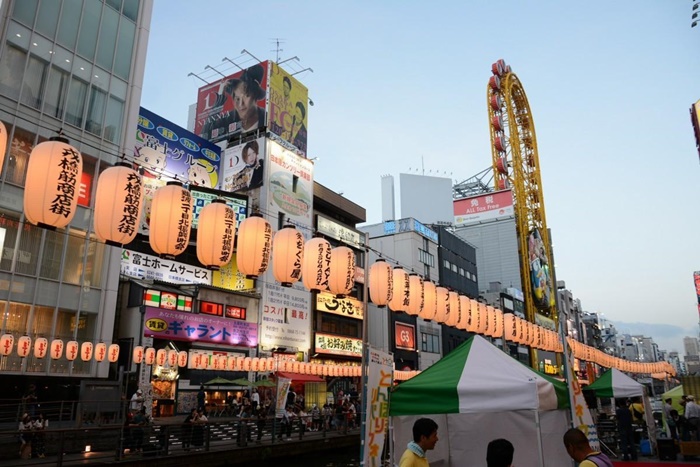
{"left": 444, "top": 259, "right": 450, "bottom": 269}
{"left": 0, "top": 45, "right": 27, "bottom": 101}
{"left": 459, "top": 267, "right": 465, "bottom": 276}
{"left": 35, "top": 0, "right": 61, "bottom": 39}
{"left": 420, "top": 333, "right": 439, "bottom": 353}
{"left": 65, "top": 77, "right": 88, "bottom": 128}
{"left": 114, "top": 20, "right": 136, "bottom": 79}
{"left": 77, "top": 0, "right": 102, "bottom": 60}
{"left": 104, "top": 96, "right": 124, "bottom": 143}
{"left": 0, "top": 215, "right": 22, "bottom": 272}
{"left": 21, "top": 55, "right": 48, "bottom": 109}
{"left": 451, "top": 263, "right": 458, "bottom": 273}
{"left": 6, "top": 126, "right": 34, "bottom": 186}
{"left": 39, "top": 229, "right": 65, "bottom": 280}
{"left": 106, "top": 0, "right": 122, "bottom": 12}
{"left": 61, "top": 230, "right": 87, "bottom": 285}
{"left": 122, "top": 0, "right": 139, "bottom": 21}
{"left": 86, "top": 86, "right": 106, "bottom": 136}
{"left": 96, "top": 6, "right": 119, "bottom": 70}
{"left": 56, "top": 0, "right": 83, "bottom": 49}
{"left": 12, "top": 0, "right": 38, "bottom": 26}
{"left": 44, "top": 66, "right": 69, "bottom": 119}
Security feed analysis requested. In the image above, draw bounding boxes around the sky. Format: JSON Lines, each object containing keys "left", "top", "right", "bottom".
{"left": 140, "top": 1, "right": 700, "bottom": 354}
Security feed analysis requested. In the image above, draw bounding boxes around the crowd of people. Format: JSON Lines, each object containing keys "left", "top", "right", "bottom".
{"left": 17, "top": 411, "right": 48, "bottom": 459}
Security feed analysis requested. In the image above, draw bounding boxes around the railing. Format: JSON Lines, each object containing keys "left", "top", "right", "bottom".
{"left": 0, "top": 399, "right": 125, "bottom": 427}
{"left": 0, "top": 412, "right": 363, "bottom": 465}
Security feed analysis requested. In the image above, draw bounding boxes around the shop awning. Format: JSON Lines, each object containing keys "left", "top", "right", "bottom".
{"left": 277, "top": 372, "right": 325, "bottom": 383}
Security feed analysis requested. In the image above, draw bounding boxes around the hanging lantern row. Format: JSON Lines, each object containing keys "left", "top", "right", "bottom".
{"left": 567, "top": 337, "right": 675, "bottom": 377}
{"left": 0, "top": 335, "right": 119, "bottom": 362}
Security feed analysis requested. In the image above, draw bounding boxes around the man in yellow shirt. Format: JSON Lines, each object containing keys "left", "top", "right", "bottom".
{"left": 563, "top": 428, "right": 613, "bottom": 467}
{"left": 399, "top": 418, "right": 439, "bottom": 467}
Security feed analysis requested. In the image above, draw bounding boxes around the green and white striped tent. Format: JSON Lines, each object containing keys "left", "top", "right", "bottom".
{"left": 389, "top": 335, "right": 572, "bottom": 467}
{"left": 585, "top": 368, "right": 644, "bottom": 398}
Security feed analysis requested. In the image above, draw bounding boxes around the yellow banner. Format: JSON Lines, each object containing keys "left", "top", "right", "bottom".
{"left": 211, "top": 254, "right": 254, "bottom": 291}
{"left": 316, "top": 291, "right": 363, "bottom": 320}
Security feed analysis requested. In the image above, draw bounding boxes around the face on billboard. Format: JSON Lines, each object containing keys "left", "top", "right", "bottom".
{"left": 222, "top": 136, "right": 265, "bottom": 192}
{"left": 268, "top": 63, "right": 309, "bottom": 155}
{"left": 195, "top": 63, "right": 269, "bottom": 143}
{"left": 528, "top": 229, "right": 555, "bottom": 309}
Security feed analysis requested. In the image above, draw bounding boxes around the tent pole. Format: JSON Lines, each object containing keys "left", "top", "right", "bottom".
{"left": 389, "top": 416, "right": 394, "bottom": 467}
{"left": 535, "top": 410, "right": 545, "bottom": 467}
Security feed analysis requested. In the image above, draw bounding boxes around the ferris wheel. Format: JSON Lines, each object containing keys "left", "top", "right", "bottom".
{"left": 486, "top": 59, "right": 557, "bottom": 330}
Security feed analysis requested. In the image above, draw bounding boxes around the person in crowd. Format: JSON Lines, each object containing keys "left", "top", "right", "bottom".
{"left": 563, "top": 428, "right": 613, "bottom": 467}
{"left": 32, "top": 412, "right": 47, "bottom": 458}
{"left": 630, "top": 397, "right": 645, "bottom": 426}
{"left": 616, "top": 398, "right": 637, "bottom": 461}
{"left": 670, "top": 409, "right": 682, "bottom": 441}
{"left": 399, "top": 417, "right": 439, "bottom": 467}
{"left": 664, "top": 397, "right": 677, "bottom": 440}
{"left": 181, "top": 408, "right": 197, "bottom": 452}
{"left": 685, "top": 395, "right": 700, "bottom": 440}
{"left": 311, "top": 403, "right": 321, "bottom": 431}
{"left": 18, "top": 412, "right": 33, "bottom": 459}
{"left": 129, "top": 406, "right": 149, "bottom": 453}
{"left": 486, "top": 438, "right": 514, "bottom": 467}
{"left": 130, "top": 388, "right": 144, "bottom": 413}
{"left": 335, "top": 401, "right": 346, "bottom": 433}
{"left": 197, "top": 385, "right": 206, "bottom": 413}
{"left": 192, "top": 408, "right": 207, "bottom": 450}
{"left": 322, "top": 403, "right": 333, "bottom": 431}
{"left": 251, "top": 387, "right": 260, "bottom": 411}
{"left": 256, "top": 405, "right": 267, "bottom": 444}
{"left": 22, "top": 384, "right": 38, "bottom": 418}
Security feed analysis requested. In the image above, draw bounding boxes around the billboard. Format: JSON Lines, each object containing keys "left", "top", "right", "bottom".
{"left": 453, "top": 189, "right": 514, "bottom": 226}
{"left": 694, "top": 271, "right": 700, "bottom": 317}
{"left": 195, "top": 62, "right": 269, "bottom": 143}
{"left": 268, "top": 62, "right": 309, "bottom": 155}
{"left": 528, "top": 229, "right": 555, "bottom": 310}
{"left": 211, "top": 254, "right": 255, "bottom": 291}
{"left": 189, "top": 187, "right": 247, "bottom": 229}
{"left": 259, "top": 280, "right": 312, "bottom": 351}
{"left": 394, "top": 322, "right": 416, "bottom": 350}
{"left": 222, "top": 136, "right": 266, "bottom": 192}
{"left": 691, "top": 100, "right": 700, "bottom": 161}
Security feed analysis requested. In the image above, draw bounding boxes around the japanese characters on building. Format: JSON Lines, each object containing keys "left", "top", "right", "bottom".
{"left": 314, "top": 332, "right": 362, "bottom": 358}
{"left": 259, "top": 281, "right": 311, "bottom": 351}
{"left": 120, "top": 249, "right": 211, "bottom": 285}
{"left": 316, "top": 291, "right": 364, "bottom": 320}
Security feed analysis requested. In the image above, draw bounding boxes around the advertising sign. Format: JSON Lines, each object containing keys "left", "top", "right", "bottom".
{"left": 563, "top": 330, "right": 599, "bottom": 451}
{"left": 268, "top": 62, "right": 309, "bottom": 155}
{"left": 314, "top": 332, "right": 362, "bottom": 358}
{"left": 528, "top": 229, "right": 555, "bottom": 310}
{"left": 120, "top": 249, "right": 211, "bottom": 285}
{"left": 260, "top": 279, "right": 311, "bottom": 351}
{"left": 143, "top": 306, "right": 258, "bottom": 347}
{"left": 190, "top": 187, "right": 247, "bottom": 229}
{"left": 316, "top": 291, "right": 363, "bottom": 320}
{"left": 211, "top": 254, "right": 255, "bottom": 291}
{"left": 265, "top": 140, "right": 314, "bottom": 239}
{"left": 135, "top": 107, "right": 222, "bottom": 234}
{"left": 362, "top": 346, "right": 393, "bottom": 467}
{"left": 694, "top": 271, "right": 700, "bottom": 318}
{"left": 394, "top": 322, "right": 416, "bottom": 351}
{"left": 453, "top": 189, "right": 514, "bottom": 226}
{"left": 222, "top": 136, "right": 266, "bottom": 192}
{"left": 317, "top": 215, "right": 363, "bottom": 248}
{"left": 195, "top": 62, "right": 269, "bottom": 143}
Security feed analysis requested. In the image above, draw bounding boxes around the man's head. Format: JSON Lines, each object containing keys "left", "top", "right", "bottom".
{"left": 412, "top": 418, "right": 439, "bottom": 452}
{"left": 136, "top": 389, "right": 142, "bottom": 395}
{"left": 563, "top": 428, "right": 593, "bottom": 462}
{"left": 283, "top": 76, "right": 292, "bottom": 97}
{"left": 487, "top": 438, "right": 514, "bottom": 467}
{"left": 666, "top": 398, "right": 672, "bottom": 404}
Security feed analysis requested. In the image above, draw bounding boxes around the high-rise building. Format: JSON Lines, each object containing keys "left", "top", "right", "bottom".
{"left": 0, "top": 0, "right": 152, "bottom": 396}
{"left": 684, "top": 336, "right": 700, "bottom": 358}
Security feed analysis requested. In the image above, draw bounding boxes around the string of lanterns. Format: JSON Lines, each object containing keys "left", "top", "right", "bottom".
{"left": 0, "top": 334, "right": 120, "bottom": 362}
{"left": 18, "top": 131, "right": 674, "bottom": 381}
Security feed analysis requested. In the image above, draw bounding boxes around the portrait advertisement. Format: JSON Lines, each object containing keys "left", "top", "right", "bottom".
{"left": 222, "top": 136, "right": 266, "bottom": 193}
{"left": 268, "top": 62, "right": 309, "bottom": 155}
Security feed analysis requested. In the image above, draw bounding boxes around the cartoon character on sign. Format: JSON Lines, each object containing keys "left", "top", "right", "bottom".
{"left": 188, "top": 159, "right": 218, "bottom": 188}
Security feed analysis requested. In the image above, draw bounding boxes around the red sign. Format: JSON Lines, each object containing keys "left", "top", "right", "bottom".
{"left": 78, "top": 171, "right": 92, "bottom": 207}
{"left": 454, "top": 189, "right": 513, "bottom": 226}
{"left": 225, "top": 305, "right": 246, "bottom": 320}
{"left": 395, "top": 322, "right": 416, "bottom": 351}
{"left": 200, "top": 301, "right": 223, "bottom": 317}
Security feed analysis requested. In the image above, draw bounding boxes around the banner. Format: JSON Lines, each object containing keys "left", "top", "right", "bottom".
{"left": 453, "top": 189, "right": 514, "bottom": 226}
{"left": 195, "top": 62, "right": 269, "bottom": 143}
{"left": 362, "top": 346, "right": 393, "bottom": 467}
{"left": 120, "top": 249, "right": 211, "bottom": 285}
{"left": 275, "top": 377, "right": 292, "bottom": 418}
{"left": 268, "top": 62, "right": 309, "bottom": 155}
{"left": 260, "top": 280, "right": 312, "bottom": 351}
{"left": 222, "top": 136, "right": 266, "bottom": 192}
{"left": 694, "top": 272, "right": 700, "bottom": 319}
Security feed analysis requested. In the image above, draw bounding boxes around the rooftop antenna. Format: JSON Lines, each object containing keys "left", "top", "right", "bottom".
{"left": 204, "top": 65, "right": 226, "bottom": 78}
{"left": 221, "top": 57, "right": 244, "bottom": 71}
{"left": 271, "top": 38, "right": 285, "bottom": 63}
{"left": 241, "top": 49, "right": 263, "bottom": 63}
{"left": 187, "top": 72, "right": 209, "bottom": 85}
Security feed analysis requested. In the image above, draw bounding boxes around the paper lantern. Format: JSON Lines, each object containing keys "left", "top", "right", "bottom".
{"left": 293, "top": 362, "right": 300, "bottom": 373}
{"left": 252, "top": 357, "right": 260, "bottom": 371}
{"left": 17, "top": 336, "right": 31, "bottom": 357}
{"left": 93, "top": 342, "right": 107, "bottom": 362}
{"left": 235, "top": 356, "right": 245, "bottom": 371}
{"left": 272, "top": 225, "right": 304, "bottom": 286}
{"left": 66, "top": 340, "right": 79, "bottom": 361}
{"left": 458, "top": 295, "right": 471, "bottom": 330}
{"left": 484, "top": 306, "right": 495, "bottom": 337}
{"left": 227, "top": 355, "right": 236, "bottom": 371}
{"left": 133, "top": 346, "right": 144, "bottom": 364}
{"left": 144, "top": 347, "right": 156, "bottom": 365}
{"left": 419, "top": 281, "right": 437, "bottom": 321}
{"left": 406, "top": 275, "right": 424, "bottom": 316}
{"left": 302, "top": 237, "right": 331, "bottom": 292}
{"left": 236, "top": 214, "right": 272, "bottom": 278}
{"left": 258, "top": 358, "right": 267, "bottom": 372}
{"left": 50, "top": 339, "right": 64, "bottom": 359}
{"left": 81, "top": 342, "right": 94, "bottom": 361}
{"left": 368, "top": 260, "right": 393, "bottom": 307}
{"left": 167, "top": 349, "right": 178, "bottom": 367}
{"left": 148, "top": 182, "right": 193, "bottom": 257}
{"left": 503, "top": 313, "right": 517, "bottom": 341}
{"left": 446, "top": 291, "right": 461, "bottom": 327}
{"left": 93, "top": 162, "right": 143, "bottom": 246}
{"left": 266, "top": 357, "right": 275, "bottom": 371}
{"left": 242, "top": 357, "right": 251, "bottom": 371}
{"left": 328, "top": 246, "right": 355, "bottom": 297}
{"left": 24, "top": 136, "right": 83, "bottom": 229}
{"left": 0, "top": 334, "right": 14, "bottom": 356}
{"left": 198, "top": 354, "right": 209, "bottom": 369}
{"left": 108, "top": 343, "right": 120, "bottom": 363}
{"left": 493, "top": 309, "right": 504, "bottom": 338}
{"left": 434, "top": 287, "right": 450, "bottom": 324}
{"left": 388, "top": 267, "right": 409, "bottom": 312}
{"left": 33, "top": 337, "right": 48, "bottom": 359}
{"left": 475, "top": 303, "right": 488, "bottom": 335}
{"left": 196, "top": 199, "right": 235, "bottom": 269}
{"left": 211, "top": 355, "right": 221, "bottom": 370}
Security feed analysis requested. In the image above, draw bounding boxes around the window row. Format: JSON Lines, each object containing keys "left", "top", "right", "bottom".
{"left": 443, "top": 259, "right": 477, "bottom": 282}
{"left": 12, "top": 0, "right": 137, "bottom": 79}
{"left": 418, "top": 248, "right": 435, "bottom": 267}
{"left": 421, "top": 332, "right": 440, "bottom": 353}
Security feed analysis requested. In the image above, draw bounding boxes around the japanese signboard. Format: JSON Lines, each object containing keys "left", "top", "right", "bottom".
{"left": 221, "top": 136, "right": 266, "bottom": 193}
{"left": 194, "top": 62, "right": 269, "bottom": 143}
{"left": 453, "top": 189, "right": 514, "bottom": 226}
{"left": 190, "top": 187, "right": 247, "bottom": 229}
{"left": 211, "top": 254, "right": 255, "bottom": 291}
{"left": 136, "top": 107, "right": 222, "bottom": 235}
{"left": 268, "top": 62, "right": 309, "bottom": 156}
{"left": 260, "top": 279, "right": 311, "bottom": 351}
{"left": 316, "top": 215, "right": 363, "bottom": 248}
{"left": 314, "top": 332, "right": 362, "bottom": 358}
{"left": 362, "top": 346, "right": 393, "bottom": 467}
{"left": 316, "top": 291, "right": 363, "bottom": 320}
{"left": 120, "top": 249, "right": 211, "bottom": 285}
{"left": 394, "top": 322, "right": 416, "bottom": 351}
{"left": 143, "top": 307, "right": 258, "bottom": 347}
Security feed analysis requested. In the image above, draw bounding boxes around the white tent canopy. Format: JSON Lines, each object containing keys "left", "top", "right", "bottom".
{"left": 585, "top": 368, "right": 644, "bottom": 398}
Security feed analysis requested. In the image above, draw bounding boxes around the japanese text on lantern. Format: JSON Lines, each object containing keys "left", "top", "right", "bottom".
{"left": 51, "top": 147, "right": 80, "bottom": 217}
